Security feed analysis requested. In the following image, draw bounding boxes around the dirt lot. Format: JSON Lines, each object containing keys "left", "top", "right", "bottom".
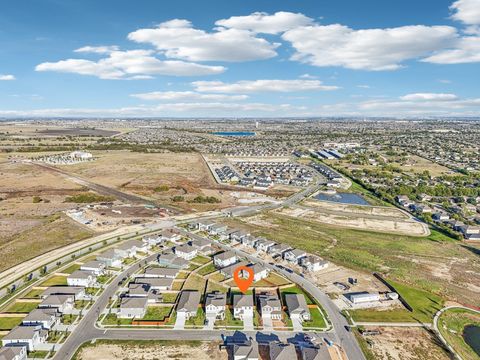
{"left": 362, "top": 327, "right": 450, "bottom": 360}
{"left": 76, "top": 341, "right": 227, "bottom": 360}
{"left": 276, "top": 203, "right": 428, "bottom": 237}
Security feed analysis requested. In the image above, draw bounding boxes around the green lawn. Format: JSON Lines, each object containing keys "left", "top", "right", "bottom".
{"left": 184, "top": 307, "right": 205, "bottom": 327}
{"left": 438, "top": 308, "right": 480, "bottom": 360}
{"left": 22, "top": 288, "right": 45, "bottom": 299}
{"left": 217, "top": 309, "right": 243, "bottom": 328}
{"left": 29, "top": 351, "right": 49, "bottom": 359}
{"left": 102, "top": 313, "right": 133, "bottom": 326}
{"left": 62, "top": 263, "right": 81, "bottom": 274}
{"left": 175, "top": 271, "right": 190, "bottom": 280}
{"left": 253, "top": 272, "right": 291, "bottom": 287}
{"left": 62, "top": 314, "right": 78, "bottom": 325}
{"left": 183, "top": 274, "right": 207, "bottom": 292}
{"left": 162, "top": 293, "right": 179, "bottom": 303}
{"left": 143, "top": 306, "right": 173, "bottom": 321}
{"left": 197, "top": 263, "right": 216, "bottom": 276}
{"left": 303, "top": 307, "right": 328, "bottom": 329}
{"left": 206, "top": 280, "right": 228, "bottom": 294}
{"left": 350, "top": 280, "right": 444, "bottom": 323}
{"left": 39, "top": 275, "right": 68, "bottom": 287}
{"left": 97, "top": 275, "right": 111, "bottom": 284}
{"left": 280, "top": 285, "right": 315, "bottom": 305}
{"left": 192, "top": 255, "right": 211, "bottom": 265}
{"left": 0, "top": 316, "right": 23, "bottom": 330}
{"left": 4, "top": 301, "right": 38, "bottom": 313}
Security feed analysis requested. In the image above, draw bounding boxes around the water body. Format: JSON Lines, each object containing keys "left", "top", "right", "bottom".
{"left": 212, "top": 131, "right": 255, "bottom": 137}
{"left": 463, "top": 325, "right": 480, "bottom": 356}
{"left": 314, "top": 192, "right": 370, "bottom": 206}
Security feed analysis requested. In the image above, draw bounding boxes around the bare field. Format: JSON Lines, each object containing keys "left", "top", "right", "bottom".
{"left": 76, "top": 341, "right": 227, "bottom": 360}
{"left": 362, "top": 327, "right": 450, "bottom": 360}
{"left": 275, "top": 205, "right": 428, "bottom": 236}
{"left": 303, "top": 199, "right": 409, "bottom": 219}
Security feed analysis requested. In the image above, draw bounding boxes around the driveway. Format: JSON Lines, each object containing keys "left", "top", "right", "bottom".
{"left": 204, "top": 313, "right": 216, "bottom": 330}
{"left": 262, "top": 315, "right": 273, "bottom": 331}
{"left": 243, "top": 314, "right": 254, "bottom": 331}
{"left": 173, "top": 312, "right": 186, "bottom": 330}
{"left": 292, "top": 316, "right": 303, "bottom": 332}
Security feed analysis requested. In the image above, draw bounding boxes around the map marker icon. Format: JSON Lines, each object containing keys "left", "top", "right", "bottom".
{"left": 233, "top": 265, "right": 254, "bottom": 294}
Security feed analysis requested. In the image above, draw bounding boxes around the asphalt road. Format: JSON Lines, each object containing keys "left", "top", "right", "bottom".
{"left": 181, "top": 229, "right": 366, "bottom": 360}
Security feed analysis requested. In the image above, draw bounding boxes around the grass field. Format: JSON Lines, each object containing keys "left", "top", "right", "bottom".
{"left": 175, "top": 271, "right": 190, "bottom": 280}
{"left": 143, "top": 306, "right": 173, "bottom": 321}
{"left": 197, "top": 263, "right": 216, "bottom": 276}
{"left": 438, "top": 308, "right": 480, "bottom": 360}
{"left": 162, "top": 293, "right": 178, "bottom": 303}
{"left": 183, "top": 274, "right": 207, "bottom": 292}
{"left": 226, "top": 214, "right": 480, "bottom": 306}
{"left": 61, "top": 263, "right": 81, "bottom": 274}
{"left": 350, "top": 280, "right": 444, "bottom": 323}
{"left": 253, "top": 272, "right": 291, "bottom": 287}
{"left": 39, "top": 275, "right": 68, "bottom": 287}
{"left": 102, "top": 314, "right": 132, "bottom": 326}
{"left": 4, "top": 301, "right": 38, "bottom": 313}
{"left": 206, "top": 280, "right": 229, "bottom": 293}
{"left": 0, "top": 316, "right": 23, "bottom": 330}
{"left": 303, "top": 307, "right": 328, "bottom": 329}
{"left": 192, "top": 255, "right": 211, "bottom": 265}
{"left": 22, "top": 288, "right": 45, "bottom": 299}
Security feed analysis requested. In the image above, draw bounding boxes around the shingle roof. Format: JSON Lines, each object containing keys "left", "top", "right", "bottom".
{"left": 176, "top": 290, "right": 201, "bottom": 312}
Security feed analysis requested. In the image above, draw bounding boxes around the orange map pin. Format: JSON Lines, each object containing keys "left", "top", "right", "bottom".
{"left": 233, "top": 265, "right": 254, "bottom": 294}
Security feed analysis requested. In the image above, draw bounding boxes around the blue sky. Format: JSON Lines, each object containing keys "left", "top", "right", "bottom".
{"left": 0, "top": 0, "right": 479, "bottom": 117}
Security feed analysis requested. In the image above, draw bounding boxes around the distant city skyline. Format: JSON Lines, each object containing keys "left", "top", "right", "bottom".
{"left": 0, "top": 0, "right": 479, "bottom": 117}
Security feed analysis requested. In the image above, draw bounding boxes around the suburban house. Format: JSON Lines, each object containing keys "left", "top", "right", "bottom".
{"left": 1, "top": 326, "right": 48, "bottom": 351}
{"left": 176, "top": 290, "right": 201, "bottom": 320}
{"left": 269, "top": 343, "right": 297, "bottom": 360}
{"left": 214, "top": 251, "right": 237, "bottom": 268}
{"left": 299, "top": 256, "right": 328, "bottom": 272}
{"left": 241, "top": 236, "right": 258, "bottom": 248}
{"left": 268, "top": 243, "right": 292, "bottom": 257}
{"left": 219, "top": 261, "right": 248, "bottom": 279}
{"left": 157, "top": 252, "right": 189, "bottom": 269}
{"left": 255, "top": 238, "right": 277, "bottom": 253}
{"left": 0, "top": 346, "right": 27, "bottom": 360}
{"left": 197, "top": 221, "right": 216, "bottom": 231}
{"left": 96, "top": 249, "right": 123, "bottom": 268}
{"left": 284, "top": 294, "right": 311, "bottom": 322}
{"left": 80, "top": 260, "right": 105, "bottom": 275}
{"left": 142, "top": 234, "right": 164, "bottom": 247}
{"left": 142, "top": 267, "right": 179, "bottom": 279}
{"left": 39, "top": 294, "right": 74, "bottom": 313}
{"left": 41, "top": 286, "right": 85, "bottom": 300}
{"left": 160, "top": 229, "right": 182, "bottom": 243}
{"left": 300, "top": 346, "right": 331, "bottom": 360}
{"left": 199, "top": 245, "right": 215, "bottom": 255}
{"left": 190, "top": 238, "right": 210, "bottom": 251}
{"left": 135, "top": 277, "right": 174, "bottom": 291}
{"left": 118, "top": 297, "right": 148, "bottom": 319}
{"left": 209, "top": 224, "right": 228, "bottom": 236}
{"left": 67, "top": 270, "right": 96, "bottom": 287}
{"left": 174, "top": 244, "right": 198, "bottom": 260}
{"left": 205, "top": 291, "right": 227, "bottom": 321}
{"left": 116, "top": 240, "right": 147, "bottom": 257}
{"left": 257, "top": 292, "right": 282, "bottom": 320}
{"left": 283, "top": 249, "right": 307, "bottom": 264}
{"left": 21, "top": 308, "right": 59, "bottom": 329}
{"left": 233, "top": 294, "right": 254, "bottom": 320}
{"left": 230, "top": 340, "right": 259, "bottom": 360}
{"left": 247, "top": 263, "right": 270, "bottom": 282}
{"left": 230, "top": 230, "right": 250, "bottom": 243}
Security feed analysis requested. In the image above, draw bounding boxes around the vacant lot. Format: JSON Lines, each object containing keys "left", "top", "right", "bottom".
{"left": 360, "top": 327, "right": 450, "bottom": 360}
{"left": 226, "top": 213, "right": 480, "bottom": 308}
{"left": 75, "top": 340, "right": 226, "bottom": 360}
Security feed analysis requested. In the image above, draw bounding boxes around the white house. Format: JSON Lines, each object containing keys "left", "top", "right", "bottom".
{"left": 255, "top": 238, "right": 276, "bottom": 253}
{"left": 135, "top": 277, "right": 174, "bottom": 291}
{"left": 67, "top": 270, "right": 96, "bottom": 287}
{"left": 40, "top": 286, "right": 85, "bottom": 300}
{"left": 96, "top": 249, "right": 123, "bottom": 268}
{"left": 299, "top": 256, "right": 328, "bottom": 272}
{"left": 209, "top": 224, "right": 228, "bottom": 236}
{"left": 118, "top": 297, "right": 148, "bottom": 319}
{"left": 174, "top": 244, "right": 198, "bottom": 260}
{"left": 21, "top": 308, "right": 59, "bottom": 330}
{"left": 176, "top": 291, "right": 201, "bottom": 320}
{"left": 213, "top": 251, "right": 237, "bottom": 268}
{"left": 257, "top": 293, "right": 282, "bottom": 320}
{"left": 80, "top": 260, "right": 105, "bottom": 275}
{"left": 205, "top": 292, "right": 227, "bottom": 321}
{"left": 284, "top": 294, "right": 311, "bottom": 322}
{"left": 233, "top": 294, "right": 254, "bottom": 320}
{"left": 242, "top": 236, "right": 258, "bottom": 248}
{"left": 38, "top": 294, "right": 74, "bottom": 313}
{"left": 160, "top": 229, "right": 183, "bottom": 243}
{"left": 1, "top": 326, "right": 48, "bottom": 351}
{"left": 283, "top": 249, "right": 307, "bottom": 264}
{"left": 143, "top": 267, "right": 179, "bottom": 279}
{"left": 247, "top": 263, "right": 270, "bottom": 282}
{"left": 0, "top": 346, "right": 27, "bottom": 360}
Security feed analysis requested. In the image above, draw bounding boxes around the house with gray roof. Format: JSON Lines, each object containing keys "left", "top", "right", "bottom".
{"left": 40, "top": 286, "right": 85, "bottom": 300}
{"left": 231, "top": 340, "right": 259, "bottom": 360}
{"left": 39, "top": 294, "right": 74, "bottom": 313}
{"left": 135, "top": 277, "right": 174, "bottom": 291}
{"left": 1, "top": 326, "right": 48, "bottom": 351}
{"left": 0, "top": 346, "right": 27, "bottom": 360}
{"left": 220, "top": 261, "right": 248, "bottom": 279}
{"left": 176, "top": 290, "right": 201, "bottom": 320}
{"left": 233, "top": 294, "right": 254, "bottom": 320}
{"left": 174, "top": 244, "right": 197, "bottom": 260}
{"left": 300, "top": 346, "right": 331, "bottom": 360}
{"left": 299, "top": 255, "right": 328, "bottom": 272}
{"left": 257, "top": 292, "right": 282, "bottom": 320}
{"left": 67, "top": 270, "right": 96, "bottom": 287}
{"left": 269, "top": 343, "right": 297, "bottom": 360}
{"left": 118, "top": 297, "right": 148, "bottom": 319}
{"left": 214, "top": 251, "right": 237, "bottom": 268}
{"left": 143, "top": 267, "right": 179, "bottom": 279}
{"left": 80, "top": 260, "right": 105, "bottom": 275}
{"left": 21, "top": 308, "right": 59, "bottom": 329}
{"left": 284, "top": 294, "right": 311, "bottom": 321}
{"left": 205, "top": 292, "right": 227, "bottom": 320}
{"left": 96, "top": 249, "right": 122, "bottom": 268}
{"left": 283, "top": 248, "right": 307, "bottom": 264}
{"left": 157, "top": 252, "right": 189, "bottom": 269}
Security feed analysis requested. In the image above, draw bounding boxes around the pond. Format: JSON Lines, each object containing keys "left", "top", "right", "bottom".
{"left": 463, "top": 325, "right": 480, "bottom": 356}
{"left": 314, "top": 192, "right": 370, "bottom": 206}
{"left": 212, "top": 131, "right": 255, "bottom": 137}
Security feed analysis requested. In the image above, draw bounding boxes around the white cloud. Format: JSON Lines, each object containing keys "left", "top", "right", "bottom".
{"left": 422, "top": 36, "right": 480, "bottom": 64}
{"left": 282, "top": 24, "right": 458, "bottom": 70}
{"left": 74, "top": 45, "right": 120, "bottom": 54}
{"left": 215, "top": 11, "right": 313, "bottom": 34}
{"left": 128, "top": 19, "right": 279, "bottom": 62}
{"left": 357, "top": 85, "right": 371, "bottom": 89}
{"left": 299, "top": 73, "right": 317, "bottom": 79}
{"left": 400, "top": 93, "right": 458, "bottom": 101}
{"left": 0, "top": 74, "right": 15, "bottom": 81}
{"left": 131, "top": 91, "right": 248, "bottom": 101}
{"left": 192, "top": 79, "right": 339, "bottom": 93}
{"left": 35, "top": 49, "right": 225, "bottom": 79}
{"left": 450, "top": 0, "right": 480, "bottom": 25}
